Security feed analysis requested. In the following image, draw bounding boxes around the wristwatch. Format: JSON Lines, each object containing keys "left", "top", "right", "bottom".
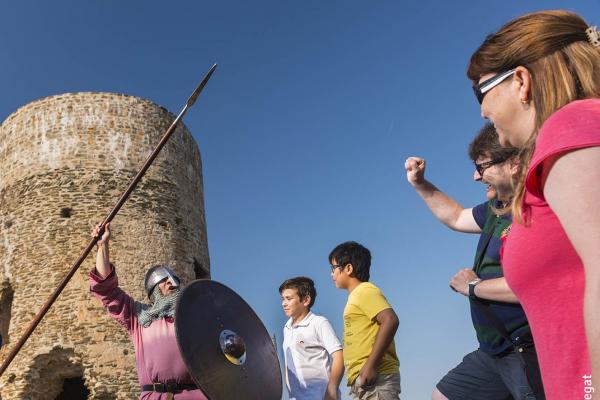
{"left": 468, "top": 279, "right": 482, "bottom": 299}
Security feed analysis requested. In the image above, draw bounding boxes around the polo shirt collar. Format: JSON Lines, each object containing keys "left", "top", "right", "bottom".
{"left": 285, "top": 311, "right": 314, "bottom": 329}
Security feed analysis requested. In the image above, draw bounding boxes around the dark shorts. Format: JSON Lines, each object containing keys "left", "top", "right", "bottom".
{"left": 436, "top": 349, "right": 544, "bottom": 400}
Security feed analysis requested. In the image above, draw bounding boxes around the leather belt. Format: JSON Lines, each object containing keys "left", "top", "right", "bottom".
{"left": 141, "top": 381, "right": 197, "bottom": 393}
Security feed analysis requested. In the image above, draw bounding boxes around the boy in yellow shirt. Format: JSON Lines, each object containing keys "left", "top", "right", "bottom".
{"left": 328, "top": 241, "right": 400, "bottom": 400}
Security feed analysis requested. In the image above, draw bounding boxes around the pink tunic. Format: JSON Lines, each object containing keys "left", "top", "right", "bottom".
{"left": 90, "top": 267, "right": 208, "bottom": 400}
{"left": 502, "top": 99, "right": 600, "bottom": 399}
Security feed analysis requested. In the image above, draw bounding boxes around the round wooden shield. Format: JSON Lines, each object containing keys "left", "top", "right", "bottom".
{"left": 175, "top": 280, "right": 282, "bottom": 400}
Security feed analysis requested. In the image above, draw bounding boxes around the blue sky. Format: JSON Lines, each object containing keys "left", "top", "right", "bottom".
{"left": 2, "top": 1, "right": 599, "bottom": 398}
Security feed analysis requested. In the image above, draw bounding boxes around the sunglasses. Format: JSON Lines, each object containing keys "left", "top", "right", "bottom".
{"left": 472, "top": 69, "right": 516, "bottom": 104}
{"left": 474, "top": 159, "right": 506, "bottom": 175}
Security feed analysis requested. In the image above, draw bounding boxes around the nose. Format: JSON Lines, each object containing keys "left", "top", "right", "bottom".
{"left": 474, "top": 169, "right": 482, "bottom": 181}
{"left": 480, "top": 103, "right": 487, "bottom": 119}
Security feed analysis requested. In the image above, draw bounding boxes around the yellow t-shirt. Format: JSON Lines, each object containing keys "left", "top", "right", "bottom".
{"left": 343, "top": 282, "right": 399, "bottom": 385}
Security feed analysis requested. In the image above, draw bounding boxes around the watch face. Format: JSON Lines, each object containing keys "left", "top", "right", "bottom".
{"left": 468, "top": 279, "right": 481, "bottom": 286}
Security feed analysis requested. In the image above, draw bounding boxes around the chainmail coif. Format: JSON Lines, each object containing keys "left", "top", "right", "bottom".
{"left": 136, "top": 286, "right": 181, "bottom": 328}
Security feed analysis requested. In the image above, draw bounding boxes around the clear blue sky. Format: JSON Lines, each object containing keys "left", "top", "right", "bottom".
{"left": 2, "top": 1, "right": 599, "bottom": 398}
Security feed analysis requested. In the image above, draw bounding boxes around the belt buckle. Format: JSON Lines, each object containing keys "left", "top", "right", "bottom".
{"left": 153, "top": 382, "right": 166, "bottom": 392}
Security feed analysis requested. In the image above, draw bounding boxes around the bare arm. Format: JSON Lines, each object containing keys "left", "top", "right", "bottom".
{"left": 92, "top": 223, "right": 112, "bottom": 279}
{"left": 473, "top": 278, "right": 519, "bottom": 303}
{"left": 358, "top": 308, "right": 399, "bottom": 386}
{"left": 405, "top": 156, "right": 480, "bottom": 233}
{"left": 449, "top": 268, "right": 519, "bottom": 303}
{"left": 324, "top": 350, "right": 344, "bottom": 400}
{"left": 543, "top": 147, "right": 600, "bottom": 387}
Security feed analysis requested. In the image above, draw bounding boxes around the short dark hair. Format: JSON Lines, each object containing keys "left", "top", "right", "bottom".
{"left": 279, "top": 276, "right": 317, "bottom": 308}
{"left": 468, "top": 123, "right": 518, "bottom": 162}
{"left": 328, "top": 241, "right": 371, "bottom": 282}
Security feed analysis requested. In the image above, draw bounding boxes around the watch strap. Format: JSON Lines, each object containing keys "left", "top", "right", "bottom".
{"left": 468, "top": 279, "right": 481, "bottom": 299}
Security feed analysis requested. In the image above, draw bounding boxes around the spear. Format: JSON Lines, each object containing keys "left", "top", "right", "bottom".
{"left": 0, "top": 63, "right": 218, "bottom": 377}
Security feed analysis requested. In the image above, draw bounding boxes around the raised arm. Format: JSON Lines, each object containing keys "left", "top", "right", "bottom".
{"left": 92, "top": 223, "right": 112, "bottom": 278}
{"left": 358, "top": 308, "right": 399, "bottom": 387}
{"left": 89, "top": 222, "right": 136, "bottom": 332}
{"left": 405, "top": 156, "right": 480, "bottom": 233}
{"left": 543, "top": 146, "right": 600, "bottom": 387}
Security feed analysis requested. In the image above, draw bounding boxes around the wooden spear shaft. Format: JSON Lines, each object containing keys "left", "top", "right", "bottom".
{"left": 0, "top": 63, "right": 217, "bottom": 377}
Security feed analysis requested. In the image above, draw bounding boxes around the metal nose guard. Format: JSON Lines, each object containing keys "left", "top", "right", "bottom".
{"left": 165, "top": 275, "right": 179, "bottom": 288}
{"left": 146, "top": 266, "right": 180, "bottom": 297}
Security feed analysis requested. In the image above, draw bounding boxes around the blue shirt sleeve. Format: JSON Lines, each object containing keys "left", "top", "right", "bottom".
{"left": 472, "top": 201, "right": 489, "bottom": 229}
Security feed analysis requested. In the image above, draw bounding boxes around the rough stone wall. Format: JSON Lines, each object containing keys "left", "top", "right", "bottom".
{"left": 0, "top": 93, "right": 210, "bottom": 399}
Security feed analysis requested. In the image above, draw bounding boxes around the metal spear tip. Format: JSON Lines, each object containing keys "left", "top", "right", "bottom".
{"left": 186, "top": 63, "right": 218, "bottom": 108}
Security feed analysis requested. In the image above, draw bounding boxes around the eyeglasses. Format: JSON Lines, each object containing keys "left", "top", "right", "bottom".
{"left": 472, "top": 69, "right": 516, "bottom": 104}
{"left": 330, "top": 264, "right": 344, "bottom": 272}
{"left": 474, "top": 159, "right": 505, "bottom": 175}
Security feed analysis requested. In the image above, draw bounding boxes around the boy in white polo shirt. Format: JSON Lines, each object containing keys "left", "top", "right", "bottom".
{"left": 280, "top": 276, "right": 344, "bottom": 400}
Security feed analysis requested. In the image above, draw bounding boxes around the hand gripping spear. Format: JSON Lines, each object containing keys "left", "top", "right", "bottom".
{"left": 0, "top": 63, "right": 217, "bottom": 377}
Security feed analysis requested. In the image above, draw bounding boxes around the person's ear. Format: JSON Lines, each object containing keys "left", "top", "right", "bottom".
{"left": 302, "top": 295, "right": 311, "bottom": 307}
{"left": 513, "top": 66, "right": 533, "bottom": 104}
{"left": 345, "top": 263, "right": 354, "bottom": 276}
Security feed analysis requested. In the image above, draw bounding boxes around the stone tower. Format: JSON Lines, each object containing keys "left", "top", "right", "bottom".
{"left": 0, "top": 93, "right": 210, "bottom": 399}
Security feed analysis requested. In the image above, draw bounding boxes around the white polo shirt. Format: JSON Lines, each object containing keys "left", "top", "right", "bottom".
{"left": 283, "top": 312, "right": 343, "bottom": 400}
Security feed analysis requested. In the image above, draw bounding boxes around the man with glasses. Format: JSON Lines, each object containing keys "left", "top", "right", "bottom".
{"left": 405, "top": 124, "right": 544, "bottom": 400}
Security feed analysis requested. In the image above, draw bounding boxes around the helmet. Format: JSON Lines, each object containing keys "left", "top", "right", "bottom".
{"left": 144, "top": 265, "right": 180, "bottom": 298}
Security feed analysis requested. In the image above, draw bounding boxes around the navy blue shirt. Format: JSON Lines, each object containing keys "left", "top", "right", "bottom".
{"left": 470, "top": 200, "right": 531, "bottom": 355}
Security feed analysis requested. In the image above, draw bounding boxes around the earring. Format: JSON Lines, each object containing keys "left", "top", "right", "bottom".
{"left": 520, "top": 98, "right": 528, "bottom": 104}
